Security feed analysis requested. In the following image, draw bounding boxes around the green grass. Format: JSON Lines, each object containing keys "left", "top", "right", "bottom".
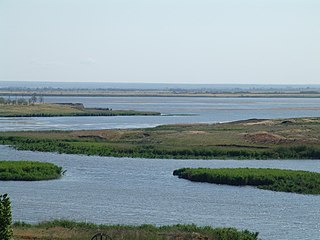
{"left": 12, "top": 219, "right": 259, "bottom": 240}
{"left": 0, "top": 103, "right": 160, "bottom": 117}
{"left": 173, "top": 168, "right": 320, "bottom": 194}
{"left": 0, "top": 161, "right": 62, "bottom": 181}
{"left": 1, "top": 117, "right": 320, "bottom": 159}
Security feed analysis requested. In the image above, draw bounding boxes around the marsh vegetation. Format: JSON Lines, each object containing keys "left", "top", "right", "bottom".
{"left": 173, "top": 168, "right": 320, "bottom": 194}
{"left": 0, "top": 161, "right": 62, "bottom": 181}
{"left": 0, "top": 102, "right": 160, "bottom": 117}
{"left": 1, "top": 117, "right": 320, "bottom": 159}
{"left": 13, "top": 220, "right": 259, "bottom": 240}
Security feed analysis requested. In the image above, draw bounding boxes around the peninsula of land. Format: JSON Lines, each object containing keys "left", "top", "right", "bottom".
{"left": 1, "top": 117, "right": 320, "bottom": 159}
{"left": 173, "top": 168, "right": 320, "bottom": 194}
{"left": 0, "top": 103, "right": 160, "bottom": 117}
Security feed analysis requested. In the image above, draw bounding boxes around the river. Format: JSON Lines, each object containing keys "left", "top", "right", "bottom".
{"left": 1, "top": 146, "right": 320, "bottom": 240}
{"left": 1, "top": 97, "right": 320, "bottom": 131}
{"left": 1, "top": 96, "right": 320, "bottom": 239}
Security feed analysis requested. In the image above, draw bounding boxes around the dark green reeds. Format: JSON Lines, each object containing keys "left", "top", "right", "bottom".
{"left": 173, "top": 168, "right": 320, "bottom": 194}
{"left": 1, "top": 136, "right": 320, "bottom": 160}
{"left": 0, "top": 161, "right": 62, "bottom": 181}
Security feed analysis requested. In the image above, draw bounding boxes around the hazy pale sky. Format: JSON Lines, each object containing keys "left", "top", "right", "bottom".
{"left": 1, "top": 0, "right": 319, "bottom": 84}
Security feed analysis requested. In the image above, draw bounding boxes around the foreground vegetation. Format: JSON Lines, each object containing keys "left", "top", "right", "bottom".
{"left": 13, "top": 220, "right": 259, "bottom": 240}
{"left": 0, "top": 103, "right": 160, "bottom": 117}
{"left": 0, "top": 161, "right": 62, "bottom": 181}
{"left": 1, "top": 117, "right": 320, "bottom": 160}
{"left": 0, "top": 194, "right": 13, "bottom": 240}
{"left": 173, "top": 168, "right": 320, "bottom": 194}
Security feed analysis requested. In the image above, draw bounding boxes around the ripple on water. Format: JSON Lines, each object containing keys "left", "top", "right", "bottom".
{"left": 0, "top": 145, "right": 320, "bottom": 240}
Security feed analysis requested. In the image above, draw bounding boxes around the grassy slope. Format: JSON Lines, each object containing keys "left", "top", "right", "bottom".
{"left": 0, "top": 103, "right": 160, "bottom": 117}
{"left": 0, "top": 161, "right": 62, "bottom": 181}
{"left": 173, "top": 168, "right": 320, "bottom": 194}
{"left": 1, "top": 117, "right": 320, "bottom": 159}
{"left": 13, "top": 220, "right": 259, "bottom": 240}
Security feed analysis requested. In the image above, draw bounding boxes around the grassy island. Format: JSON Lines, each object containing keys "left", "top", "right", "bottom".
{"left": 1, "top": 117, "right": 320, "bottom": 160}
{"left": 173, "top": 168, "right": 320, "bottom": 194}
{"left": 13, "top": 220, "right": 259, "bottom": 240}
{"left": 0, "top": 161, "right": 62, "bottom": 181}
{"left": 0, "top": 103, "right": 160, "bottom": 117}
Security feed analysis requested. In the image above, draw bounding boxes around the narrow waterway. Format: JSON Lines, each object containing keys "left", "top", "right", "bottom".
{"left": 1, "top": 145, "right": 319, "bottom": 240}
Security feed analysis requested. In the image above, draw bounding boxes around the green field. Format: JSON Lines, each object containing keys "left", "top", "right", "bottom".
{"left": 173, "top": 168, "right": 320, "bottom": 194}
{"left": 0, "top": 103, "right": 160, "bottom": 117}
{"left": 0, "top": 161, "right": 62, "bottom": 181}
{"left": 1, "top": 117, "right": 320, "bottom": 160}
{"left": 13, "top": 220, "right": 259, "bottom": 240}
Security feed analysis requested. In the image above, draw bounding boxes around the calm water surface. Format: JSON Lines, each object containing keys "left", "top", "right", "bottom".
{"left": 1, "top": 97, "right": 320, "bottom": 239}
{"left": 0, "top": 145, "right": 320, "bottom": 240}
{"left": 1, "top": 97, "right": 320, "bottom": 131}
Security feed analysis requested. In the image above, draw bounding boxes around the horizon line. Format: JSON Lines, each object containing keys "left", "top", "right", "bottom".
{"left": 1, "top": 80, "right": 320, "bottom": 86}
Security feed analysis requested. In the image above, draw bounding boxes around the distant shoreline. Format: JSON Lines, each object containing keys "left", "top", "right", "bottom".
{"left": 1, "top": 91, "right": 320, "bottom": 98}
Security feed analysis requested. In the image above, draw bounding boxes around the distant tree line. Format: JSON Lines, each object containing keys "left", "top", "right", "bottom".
{"left": 0, "top": 93, "right": 44, "bottom": 105}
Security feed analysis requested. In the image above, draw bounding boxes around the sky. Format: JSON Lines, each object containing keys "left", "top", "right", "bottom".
{"left": 0, "top": 0, "right": 319, "bottom": 84}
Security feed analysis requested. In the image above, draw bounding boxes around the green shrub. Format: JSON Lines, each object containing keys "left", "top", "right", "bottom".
{"left": 0, "top": 161, "right": 62, "bottom": 181}
{"left": 0, "top": 194, "right": 13, "bottom": 240}
{"left": 173, "top": 168, "right": 320, "bottom": 194}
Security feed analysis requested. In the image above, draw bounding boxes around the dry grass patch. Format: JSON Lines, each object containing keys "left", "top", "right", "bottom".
{"left": 244, "top": 132, "right": 286, "bottom": 144}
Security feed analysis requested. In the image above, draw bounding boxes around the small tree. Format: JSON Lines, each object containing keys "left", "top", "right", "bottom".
{"left": 17, "top": 98, "right": 28, "bottom": 105}
{"left": 0, "top": 97, "right": 5, "bottom": 104}
{"left": 0, "top": 194, "right": 13, "bottom": 240}
{"left": 30, "top": 93, "right": 37, "bottom": 104}
{"left": 39, "top": 95, "right": 44, "bottom": 104}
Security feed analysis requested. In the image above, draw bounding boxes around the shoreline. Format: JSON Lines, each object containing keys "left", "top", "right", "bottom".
{"left": 1, "top": 116, "right": 320, "bottom": 160}
{"left": 1, "top": 91, "right": 320, "bottom": 98}
{"left": 173, "top": 167, "right": 320, "bottom": 194}
{"left": 12, "top": 219, "right": 259, "bottom": 240}
{"left": 0, "top": 103, "right": 161, "bottom": 118}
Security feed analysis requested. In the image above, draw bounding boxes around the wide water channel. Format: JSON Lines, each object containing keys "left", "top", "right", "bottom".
{"left": 1, "top": 145, "right": 320, "bottom": 240}
{"left": 1, "top": 97, "right": 320, "bottom": 131}
{"left": 1, "top": 96, "right": 320, "bottom": 239}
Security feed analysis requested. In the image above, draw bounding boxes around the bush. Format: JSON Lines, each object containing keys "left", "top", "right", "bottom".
{"left": 0, "top": 194, "right": 13, "bottom": 240}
